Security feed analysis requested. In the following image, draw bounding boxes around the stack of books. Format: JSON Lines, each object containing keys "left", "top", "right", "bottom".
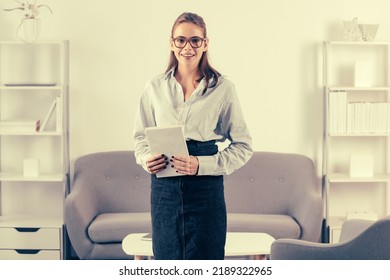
{"left": 329, "top": 91, "right": 390, "bottom": 134}
{"left": 347, "top": 102, "right": 390, "bottom": 134}
{"left": 329, "top": 91, "right": 347, "bottom": 133}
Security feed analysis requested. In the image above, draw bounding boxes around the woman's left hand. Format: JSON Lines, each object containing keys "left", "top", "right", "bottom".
{"left": 171, "top": 155, "right": 199, "bottom": 175}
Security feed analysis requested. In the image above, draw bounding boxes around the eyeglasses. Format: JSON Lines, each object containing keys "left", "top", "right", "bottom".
{"left": 172, "top": 36, "right": 206, "bottom": 49}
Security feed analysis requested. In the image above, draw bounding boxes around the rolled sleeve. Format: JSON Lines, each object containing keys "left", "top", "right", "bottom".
{"left": 197, "top": 155, "right": 217, "bottom": 175}
{"left": 197, "top": 84, "right": 253, "bottom": 176}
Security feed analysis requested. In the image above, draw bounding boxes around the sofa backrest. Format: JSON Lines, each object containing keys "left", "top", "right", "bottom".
{"left": 72, "top": 150, "right": 318, "bottom": 215}
{"left": 72, "top": 151, "right": 151, "bottom": 213}
{"left": 224, "top": 151, "right": 318, "bottom": 214}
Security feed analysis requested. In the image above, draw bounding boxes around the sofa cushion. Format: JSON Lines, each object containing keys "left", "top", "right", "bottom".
{"left": 88, "top": 212, "right": 300, "bottom": 244}
{"left": 88, "top": 212, "right": 152, "bottom": 243}
{"left": 227, "top": 213, "right": 301, "bottom": 239}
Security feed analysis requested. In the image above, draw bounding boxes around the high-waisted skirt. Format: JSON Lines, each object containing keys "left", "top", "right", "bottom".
{"left": 150, "top": 140, "right": 226, "bottom": 260}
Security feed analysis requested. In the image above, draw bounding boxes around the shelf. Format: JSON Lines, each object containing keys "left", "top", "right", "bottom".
{"left": 0, "top": 215, "right": 63, "bottom": 228}
{"left": 327, "top": 86, "right": 390, "bottom": 91}
{"left": 0, "top": 40, "right": 67, "bottom": 45}
{"left": 328, "top": 133, "right": 390, "bottom": 137}
{"left": 0, "top": 131, "right": 63, "bottom": 136}
{"left": 325, "top": 41, "right": 390, "bottom": 46}
{"left": 0, "top": 39, "right": 69, "bottom": 260}
{"left": 323, "top": 40, "right": 390, "bottom": 243}
{"left": 0, "top": 173, "right": 64, "bottom": 182}
{"left": 328, "top": 173, "right": 390, "bottom": 183}
{"left": 0, "top": 85, "right": 63, "bottom": 91}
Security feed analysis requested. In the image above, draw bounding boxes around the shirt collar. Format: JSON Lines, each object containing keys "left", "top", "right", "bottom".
{"left": 165, "top": 67, "right": 209, "bottom": 95}
{"left": 165, "top": 68, "right": 176, "bottom": 80}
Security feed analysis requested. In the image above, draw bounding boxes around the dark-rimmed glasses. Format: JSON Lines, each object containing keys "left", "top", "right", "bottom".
{"left": 172, "top": 36, "right": 206, "bottom": 49}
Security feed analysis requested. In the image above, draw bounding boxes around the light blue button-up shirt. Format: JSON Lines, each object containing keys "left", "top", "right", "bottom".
{"left": 133, "top": 70, "right": 253, "bottom": 176}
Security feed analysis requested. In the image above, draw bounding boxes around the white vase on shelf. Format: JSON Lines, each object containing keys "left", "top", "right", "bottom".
{"left": 17, "top": 18, "right": 41, "bottom": 43}
{"left": 343, "top": 17, "right": 360, "bottom": 41}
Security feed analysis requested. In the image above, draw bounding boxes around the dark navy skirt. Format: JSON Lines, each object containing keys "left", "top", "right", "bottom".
{"left": 150, "top": 140, "right": 226, "bottom": 260}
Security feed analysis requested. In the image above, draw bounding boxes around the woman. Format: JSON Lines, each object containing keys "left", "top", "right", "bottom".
{"left": 133, "top": 12, "right": 253, "bottom": 260}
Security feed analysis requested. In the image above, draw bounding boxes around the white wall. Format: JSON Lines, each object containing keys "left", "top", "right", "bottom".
{"left": 1, "top": 0, "right": 390, "bottom": 175}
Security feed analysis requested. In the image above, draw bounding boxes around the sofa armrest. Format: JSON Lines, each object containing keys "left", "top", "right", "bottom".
{"left": 64, "top": 177, "right": 100, "bottom": 259}
{"left": 289, "top": 190, "right": 323, "bottom": 242}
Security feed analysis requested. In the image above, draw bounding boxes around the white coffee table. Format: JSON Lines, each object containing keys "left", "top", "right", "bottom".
{"left": 122, "top": 232, "right": 275, "bottom": 260}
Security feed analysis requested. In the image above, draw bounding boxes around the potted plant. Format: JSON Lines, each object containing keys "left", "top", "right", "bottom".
{"left": 3, "top": 0, "right": 53, "bottom": 43}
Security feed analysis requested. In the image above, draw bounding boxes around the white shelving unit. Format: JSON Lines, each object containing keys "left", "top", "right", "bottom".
{"left": 0, "top": 40, "right": 69, "bottom": 259}
{"left": 323, "top": 41, "right": 390, "bottom": 243}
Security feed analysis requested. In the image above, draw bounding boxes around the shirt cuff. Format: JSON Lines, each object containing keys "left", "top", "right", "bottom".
{"left": 197, "top": 155, "right": 216, "bottom": 176}
{"left": 140, "top": 154, "right": 151, "bottom": 173}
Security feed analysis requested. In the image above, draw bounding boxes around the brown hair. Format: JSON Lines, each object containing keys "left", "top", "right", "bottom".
{"left": 166, "top": 12, "right": 220, "bottom": 94}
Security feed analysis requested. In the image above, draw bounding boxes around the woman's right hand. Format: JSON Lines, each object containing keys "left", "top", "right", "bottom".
{"left": 146, "top": 154, "right": 168, "bottom": 174}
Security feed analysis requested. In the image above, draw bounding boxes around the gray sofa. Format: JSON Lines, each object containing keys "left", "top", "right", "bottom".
{"left": 65, "top": 150, "right": 323, "bottom": 259}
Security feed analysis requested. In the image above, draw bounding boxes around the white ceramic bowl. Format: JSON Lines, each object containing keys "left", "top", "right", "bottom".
{"left": 358, "top": 24, "right": 379, "bottom": 41}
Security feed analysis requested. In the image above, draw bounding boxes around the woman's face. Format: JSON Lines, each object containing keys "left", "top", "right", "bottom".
{"left": 170, "top": 22, "right": 208, "bottom": 69}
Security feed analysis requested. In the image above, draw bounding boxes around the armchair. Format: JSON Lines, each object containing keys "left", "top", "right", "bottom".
{"left": 270, "top": 216, "right": 390, "bottom": 260}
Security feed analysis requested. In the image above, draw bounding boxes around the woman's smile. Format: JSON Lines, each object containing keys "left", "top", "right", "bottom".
{"left": 181, "top": 53, "right": 196, "bottom": 58}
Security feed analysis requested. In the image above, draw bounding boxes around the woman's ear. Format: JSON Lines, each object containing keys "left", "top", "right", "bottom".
{"left": 169, "top": 38, "right": 175, "bottom": 51}
{"left": 203, "top": 38, "right": 209, "bottom": 52}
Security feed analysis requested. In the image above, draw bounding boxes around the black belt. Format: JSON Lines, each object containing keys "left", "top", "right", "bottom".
{"left": 186, "top": 139, "right": 216, "bottom": 148}
{"left": 186, "top": 140, "right": 217, "bottom": 157}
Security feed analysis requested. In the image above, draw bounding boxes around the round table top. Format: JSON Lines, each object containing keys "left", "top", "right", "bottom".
{"left": 122, "top": 232, "right": 275, "bottom": 257}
